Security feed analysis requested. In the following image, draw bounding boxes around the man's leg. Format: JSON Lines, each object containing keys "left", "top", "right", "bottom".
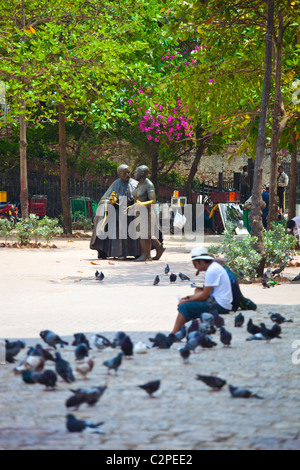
{"left": 171, "top": 312, "right": 187, "bottom": 334}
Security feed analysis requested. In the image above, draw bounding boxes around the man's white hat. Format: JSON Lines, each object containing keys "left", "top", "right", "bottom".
{"left": 191, "top": 247, "right": 215, "bottom": 261}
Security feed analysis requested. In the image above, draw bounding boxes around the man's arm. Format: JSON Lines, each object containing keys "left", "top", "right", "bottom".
{"left": 178, "top": 286, "right": 213, "bottom": 305}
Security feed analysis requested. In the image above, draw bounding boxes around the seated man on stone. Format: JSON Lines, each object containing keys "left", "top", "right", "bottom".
{"left": 287, "top": 216, "right": 300, "bottom": 246}
{"left": 171, "top": 247, "right": 233, "bottom": 334}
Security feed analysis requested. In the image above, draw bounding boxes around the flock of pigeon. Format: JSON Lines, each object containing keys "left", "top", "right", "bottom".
{"left": 4, "top": 328, "right": 162, "bottom": 434}
{"left": 3, "top": 262, "right": 296, "bottom": 437}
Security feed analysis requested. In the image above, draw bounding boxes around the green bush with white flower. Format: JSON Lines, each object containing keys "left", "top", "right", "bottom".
{"left": 209, "top": 222, "right": 297, "bottom": 280}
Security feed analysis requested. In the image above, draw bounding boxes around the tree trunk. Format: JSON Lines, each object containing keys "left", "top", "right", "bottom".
{"left": 268, "top": 12, "right": 284, "bottom": 228}
{"left": 249, "top": 0, "right": 274, "bottom": 277}
{"left": 19, "top": 99, "right": 29, "bottom": 218}
{"left": 59, "top": 102, "right": 72, "bottom": 234}
{"left": 184, "top": 141, "right": 206, "bottom": 204}
{"left": 288, "top": 130, "right": 298, "bottom": 220}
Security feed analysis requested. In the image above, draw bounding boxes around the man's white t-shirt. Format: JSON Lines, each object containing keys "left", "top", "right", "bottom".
{"left": 288, "top": 216, "right": 300, "bottom": 241}
{"left": 204, "top": 262, "right": 233, "bottom": 310}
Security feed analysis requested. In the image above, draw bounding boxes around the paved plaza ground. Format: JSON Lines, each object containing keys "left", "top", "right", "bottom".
{"left": 0, "top": 233, "right": 299, "bottom": 450}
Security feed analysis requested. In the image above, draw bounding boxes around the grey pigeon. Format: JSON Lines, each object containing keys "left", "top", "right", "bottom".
{"left": 54, "top": 352, "right": 75, "bottom": 383}
{"left": 179, "top": 272, "right": 190, "bottom": 281}
{"left": 92, "top": 333, "right": 114, "bottom": 351}
{"left": 112, "top": 331, "right": 126, "bottom": 348}
{"left": 261, "top": 278, "right": 270, "bottom": 288}
{"left": 74, "top": 343, "right": 89, "bottom": 362}
{"left": 186, "top": 332, "right": 203, "bottom": 352}
{"left": 259, "top": 323, "right": 282, "bottom": 341}
{"left": 72, "top": 333, "right": 91, "bottom": 350}
{"left": 229, "top": 384, "right": 264, "bottom": 399}
{"left": 179, "top": 345, "right": 190, "bottom": 364}
{"left": 22, "top": 370, "right": 44, "bottom": 384}
{"left": 291, "top": 272, "right": 300, "bottom": 282}
{"left": 5, "top": 340, "right": 26, "bottom": 363}
{"left": 153, "top": 275, "right": 160, "bottom": 286}
{"left": 37, "top": 370, "right": 57, "bottom": 390}
{"left": 95, "top": 270, "right": 104, "bottom": 281}
{"left": 138, "top": 380, "right": 160, "bottom": 398}
{"left": 149, "top": 333, "right": 172, "bottom": 349}
{"left": 196, "top": 374, "right": 226, "bottom": 391}
{"left": 66, "top": 414, "right": 105, "bottom": 433}
{"left": 40, "top": 330, "right": 68, "bottom": 349}
{"left": 220, "top": 326, "right": 232, "bottom": 347}
{"left": 174, "top": 326, "right": 186, "bottom": 342}
{"left": 234, "top": 313, "right": 245, "bottom": 327}
{"left": 164, "top": 264, "right": 170, "bottom": 274}
{"left": 247, "top": 318, "right": 261, "bottom": 335}
{"left": 169, "top": 273, "right": 177, "bottom": 283}
{"left": 103, "top": 352, "right": 123, "bottom": 375}
{"left": 246, "top": 332, "right": 266, "bottom": 341}
{"left": 198, "top": 333, "right": 217, "bottom": 350}
{"left": 269, "top": 312, "right": 293, "bottom": 324}
{"left": 121, "top": 335, "right": 134, "bottom": 358}
{"left": 66, "top": 386, "right": 107, "bottom": 409}
{"left": 200, "top": 313, "right": 215, "bottom": 327}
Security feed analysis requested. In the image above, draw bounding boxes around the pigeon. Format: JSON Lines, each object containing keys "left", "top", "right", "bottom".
{"left": 66, "top": 414, "right": 105, "bottom": 433}
{"left": 40, "top": 330, "right": 68, "bottom": 349}
{"left": 247, "top": 318, "right": 261, "bottom": 335}
{"left": 198, "top": 334, "right": 218, "bottom": 350}
{"left": 95, "top": 270, "right": 104, "bottom": 281}
{"left": 66, "top": 386, "right": 107, "bottom": 409}
{"left": 169, "top": 273, "right": 177, "bottom": 283}
{"left": 259, "top": 323, "right": 282, "bottom": 341}
{"left": 264, "top": 267, "right": 272, "bottom": 280}
{"left": 72, "top": 333, "right": 91, "bottom": 350}
{"left": 220, "top": 326, "right": 232, "bottom": 347}
{"left": 246, "top": 332, "right": 266, "bottom": 341}
{"left": 74, "top": 343, "right": 89, "bottom": 362}
{"left": 210, "top": 309, "right": 225, "bottom": 328}
{"left": 22, "top": 370, "right": 44, "bottom": 384}
{"left": 5, "top": 340, "right": 26, "bottom": 363}
{"left": 271, "top": 266, "right": 284, "bottom": 277}
{"left": 269, "top": 312, "right": 293, "bottom": 324}
{"left": 14, "top": 351, "right": 45, "bottom": 374}
{"left": 200, "top": 313, "right": 215, "bottom": 328}
{"left": 179, "top": 345, "right": 190, "bottom": 364}
{"left": 149, "top": 333, "right": 172, "bottom": 349}
{"left": 37, "top": 370, "right": 57, "bottom": 390}
{"left": 33, "top": 344, "right": 55, "bottom": 362}
{"left": 112, "top": 331, "right": 127, "bottom": 348}
{"left": 261, "top": 278, "right": 270, "bottom": 288}
{"left": 196, "top": 374, "right": 227, "bottom": 391}
{"left": 229, "top": 384, "right": 264, "bottom": 399}
{"left": 138, "top": 380, "right": 160, "bottom": 398}
{"left": 153, "top": 275, "right": 160, "bottom": 286}
{"left": 92, "top": 333, "right": 114, "bottom": 351}
{"left": 75, "top": 358, "right": 94, "bottom": 380}
{"left": 121, "top": 335, "right": 134, "bottom": 358}
{"left": 179, "top": 272, "right": 190, "bottom": 281}
{"left": 103, "top": 352, "right": 123, "bottom": 375}
{"left": 187, "top": 320, "right": 200, "bottom": 335}
{"left": 174, "top": 326, "right": 187, "bottom": 342}
{"left": 291, "top": 272, "right": 300, "bottom": 282}
{"left": 234, "top": 313, "right": 245, "bottom": 327}
{"left": 54, "top": 352, "right": 76, "bottom": 383}
{"left": 133, "top": 341, "right": 149, "bottom": 354}
{"left": 186, "top": 331, "right": 203, "bottom": 352}
{"left": 164, "top": 264, "right": 170, "bottom": 275}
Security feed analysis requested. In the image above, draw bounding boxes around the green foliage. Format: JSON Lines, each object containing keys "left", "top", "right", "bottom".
{"left": 263, "top": 222, "right": 297, "bottom": 269}
{"left": 14, "top": 214, "right": 62, "bottom": 245}
{"left": 209, "top": 223, "right": 261, "bottom": 279}
{"left": 0, "top": 218, "right": 13, "bottom": 241}
{"left": 72, "top": 212, "right": 93, "bottom": 232}
{"left": 209, "top": 221, "right": 298, "bottom": 279}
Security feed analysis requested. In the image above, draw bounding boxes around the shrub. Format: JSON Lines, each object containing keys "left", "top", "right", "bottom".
{"left": 72, "top": 212, "right": 93, "bottom": 231}
{"left": 263, "top": 222, "right": 297, "bottom": 269}
{"left": 0, "top": 218, "right": 14, "bottom": 242}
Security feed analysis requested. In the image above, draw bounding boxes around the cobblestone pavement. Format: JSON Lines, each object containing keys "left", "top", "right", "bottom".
{"left": 0, "top": 235, "right": 299, "bottom": 450}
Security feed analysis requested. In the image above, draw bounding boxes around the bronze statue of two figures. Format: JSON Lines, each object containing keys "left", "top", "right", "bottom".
{"left": 90, "top": 165, "right": 165, "bottom": 262}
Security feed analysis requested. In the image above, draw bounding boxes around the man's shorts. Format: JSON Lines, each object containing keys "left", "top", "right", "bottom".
{"left": 178, "top": 298, "right": 229, "bottom": 322}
